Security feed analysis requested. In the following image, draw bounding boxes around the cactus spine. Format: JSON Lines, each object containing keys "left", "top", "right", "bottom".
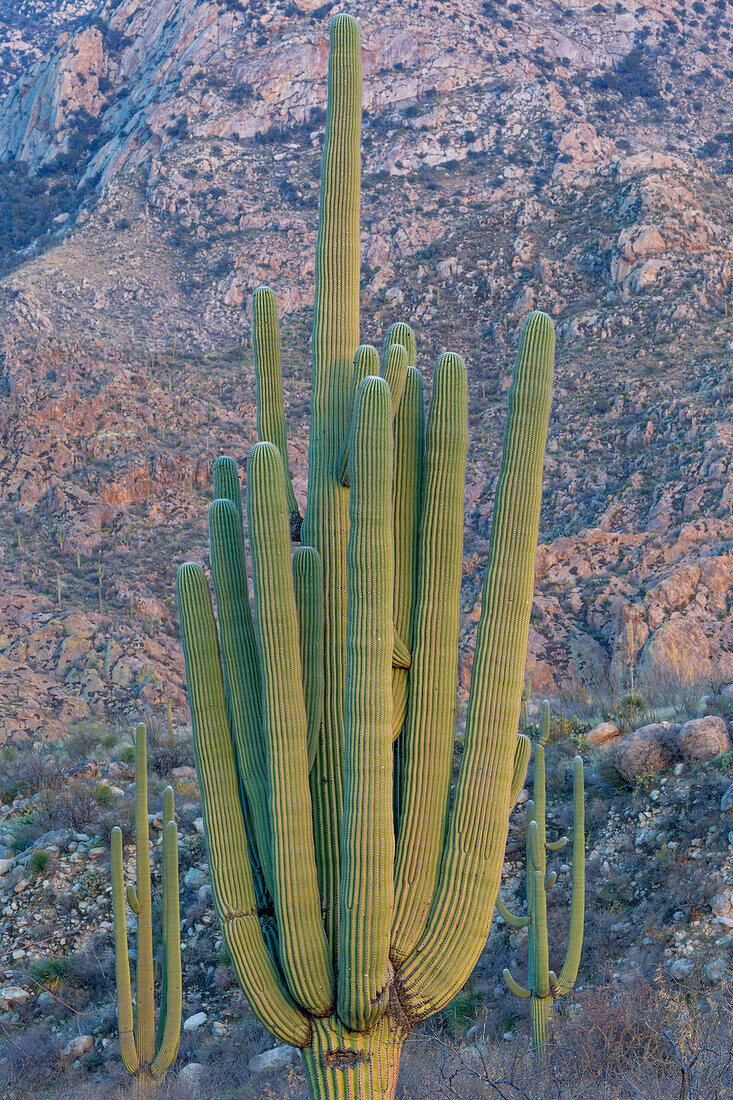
{"left": 175, "top": 14, "right": 554, "bottom": 1100}
{"left": 111, "top": 724, "right": 181, "bottom": 1096}
{"left": 499, "top": 701, "right": 585, "bottom": 1058}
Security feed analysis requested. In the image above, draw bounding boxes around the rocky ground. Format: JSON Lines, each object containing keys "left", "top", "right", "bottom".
{"left": 2, "top": 700, "right": 733, "bottom": 1098}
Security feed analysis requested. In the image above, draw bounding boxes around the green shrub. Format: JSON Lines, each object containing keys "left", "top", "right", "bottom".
{"left": 28, "top": 849, "right": 53, "bottom": 877}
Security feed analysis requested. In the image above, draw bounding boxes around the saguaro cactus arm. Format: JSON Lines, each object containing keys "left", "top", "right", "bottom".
{"left": 301, "top": 14, "right": 362, "bottom": 957}
{"left": 111, "top": 827, "right": 139, "bottom": 1076}
{"left": 496, "top": 894, "right": 530, "bottom": 929}
{"left": 253, "top": 285, "right": 301, "bottom": 532}
{"left": 247, "top": 442, "right": 334, "bottom": 1016}
{"left": 338, "top": 376, "right": 395, "bottom": 1032}
{"left": 556, "top": 755, "right": 585, "bottom": 996}
{"left": 293, "top": 546, "right": 326, "bottom": 771}
{"left": 176, "top": 562, "right": 312, "bottom": 1046}
{"left": 391, "top": 352, "right": 468, "bottom": 968}
{"left": 396, "top": 311, "right": 555, "bottom": 1020}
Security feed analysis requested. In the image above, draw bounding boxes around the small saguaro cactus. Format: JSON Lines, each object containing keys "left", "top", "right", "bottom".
{"left": 174, "top": 14, "right": 555, "bottom": 1100}
{"left": 498, "top": 701, "right": 585, "bottom": 1058}
{"left": 111, "top": 724, "right": 182, "bottom": 1097}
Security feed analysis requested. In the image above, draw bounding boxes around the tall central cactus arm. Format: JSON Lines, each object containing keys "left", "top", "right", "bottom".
{"left": 247, "top": 442, "right": 334, "bottom": 1017}
{"left": 208, "top": 490, "right": 272, "bottom": 895}
{"left": 396, "top": 311, "right": 555, "bottom": 1021}
{"left": 391, "top": 351, "right": 468, "bottom": 968}
{"left": 111, "top": 827, "right": 139, "bottom": 1075}
{"left": 339, "top": 376, "right": 395, "bottom": 1032}
{"left": 252, "top": 286, "right": 301, "bottom": 531}
{"left": 301, "top": 14, "right": 362, "bottom": 957}
{"left": 176, "top": 562, "right": 311, "bottom": 1047}
{"left": 555, "top": 755, "right": 585, "bottom": 995}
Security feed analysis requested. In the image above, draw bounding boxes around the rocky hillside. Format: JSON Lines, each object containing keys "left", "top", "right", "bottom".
{"left": 0, "top": 0, "right": 732, "bottom": 741}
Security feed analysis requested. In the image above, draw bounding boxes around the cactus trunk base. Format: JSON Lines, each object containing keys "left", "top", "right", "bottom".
{"left": 301, "top": 1015, "right": 406, "bottom": 1100}
{"left": 530, "top": 995, "right": 553, "bottom": 1061}
{"left": 135, "top": 1071, "right": 156, "bottom": 1100}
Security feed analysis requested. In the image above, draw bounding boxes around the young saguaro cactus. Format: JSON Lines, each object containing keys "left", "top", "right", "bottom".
{"left": 499, "top": 701, "right": 585, "bottom": 1058}
{"left": 175, "top": 14, "right": 555, "bottom": 1100}
{"left": 111, "top": 724, "right": 182, "bottom": 1097}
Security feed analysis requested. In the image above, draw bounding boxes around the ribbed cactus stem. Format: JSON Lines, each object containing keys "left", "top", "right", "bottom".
{"left": 134, "top": 725, "right": 155, "bottom": 1071}
{"left": 176, "top": 561, "right": 311, "bottom": 1046}
{"left": 110, "top": 727, "right": 181, "bottom": 1090}
{"left": 499, "top": 700, "right": 585, "bottom": 1057}
{"left": 391, "top": 352, "right": 468, "bottom": 968}
{"left": 302, "top": 13, "right": 362, "bottom": 959}
{"left": 338, "top": 376, "right": 395, "bottom": 1032}
{"left": 252, "top": 285, "right": 301, "bottom": 536}
{"left": 174, "top": 14, "right": 560, "bottom": 1099}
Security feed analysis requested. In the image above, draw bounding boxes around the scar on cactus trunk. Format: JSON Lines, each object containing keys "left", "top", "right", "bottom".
{"left": 175, "top": 14, "right": 555, "bottom": 1099}
{"left": 499, "top": 700, "right": 586, "bottom": 1059}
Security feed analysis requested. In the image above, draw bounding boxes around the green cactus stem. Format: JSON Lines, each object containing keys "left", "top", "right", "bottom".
{"left": 500, "top": 701, "right": 586, "bottom": 1058}
{"left": 111, "top": 724, "right": 181, "bottom": 1096}
{"left": 174, "top": 13, "right": 555, "bottom": 1100}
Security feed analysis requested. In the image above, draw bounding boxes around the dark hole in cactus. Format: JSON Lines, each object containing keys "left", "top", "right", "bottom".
{"left": 324, "top": 1050, "right": 368, "bottom": 1069}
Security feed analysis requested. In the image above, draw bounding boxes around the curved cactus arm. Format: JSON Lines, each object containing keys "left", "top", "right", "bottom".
{"left": 396, "top": 312, "right": 554, "bottom": 1021}
{"left": 510, "top": 733, "right": 531, "bottom": 809}
{"left": 133, "top": 724, "right": 155, "bottom": 1069}
{"left": 391, "top": 365, "right": 424, "bottom": 741}
{"left": 214, "top": 455, "right": 244, "bottom": 529}
{"left": 176, "top": 562, "right": 311, "bottom": 1047}
{"left": 209, "top": 496, "right": 272, "bottom": 894}
{"left": 496, "top": 893, "right": 530, "bottom": 929}
{"left": 547, "top": 836, "right": 568, "bottom": 852}
{"left": 151, "top": 817, "right": 182, "bottom": 1079}
{"left": 337, "top": 344, "right": 380, "bottom": 486}
{"left": 338, "top": 376, "right": 395, "bottom": 1032}
{"left": 248, "top": 442, "right": 334, "bottom": 1016}
{"left": 556, "top": 755, "right": 585, "bottom": 996}
{"left": 301, "top": 15, "right": 362, "bottom": 958}
{"left": 391, "top": 352, "right": 468, "bottom": 970}
{"left": 383, "top": 321, "right": 417, "bottom": 369}
{"left": 293, "top": 547, "right": 325, "bottom": 772}
{"left": 252, "top": 285, "right": 301, "bottom": 530}
{"left": 545, "top": 870, "right": 557, "bottom": 890}
{"left": 503, "top": 968, "right": 531, "bottom": 999}
{"left": 125, "top": 884, "right": 141, "bottom": 915}
{"left": 380, "top": 343, "right": 408, "bottom": 417}
{"left": 111, "top": 827, "right": 139, "bottom": 1076}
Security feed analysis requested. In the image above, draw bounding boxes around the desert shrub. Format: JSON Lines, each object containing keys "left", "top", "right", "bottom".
{"left": 28, "top": 848, "right": 54, "bottom": 876}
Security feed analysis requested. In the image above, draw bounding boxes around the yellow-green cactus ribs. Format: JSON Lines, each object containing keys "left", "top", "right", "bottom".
{"left": 110, "top": 727, "right": 182, "bottom": 1089}
{"left": 391, "top": 352, "right": 468, "bottom": 968}
{"left": 252, "top": 286, "right": 301, "bottom": 538}
{"left": 293, "top": 546, "right": 325, "bottom": 771}
{"left": 176, "top": 561, "right": 311, "bottom": 1046}
{"left": 339, "top": 376, "right": 395, "bottom": 1032}
{"left": 247, "top": 442, "right": 335, "bottom": 1016}
{"left": 396, "top": 311, "right": 555, "bottom": 1019}
{"left": 301, "top": 13, "right": 362, "bottom": 960}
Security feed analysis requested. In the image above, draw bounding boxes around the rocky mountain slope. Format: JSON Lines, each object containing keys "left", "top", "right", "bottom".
{"left": 0, "top": 0, "right": 732, "bottom": 741}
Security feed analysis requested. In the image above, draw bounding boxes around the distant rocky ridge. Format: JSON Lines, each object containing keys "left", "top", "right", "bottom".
{"left": 0, "top": 0, "right": 731, "bottom": 741}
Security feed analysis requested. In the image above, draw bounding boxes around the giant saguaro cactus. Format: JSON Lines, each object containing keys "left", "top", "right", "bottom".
{"left": 111, "top": 724, "right": 181, "bottom": 1097}
{"left": 175, "top": 14, "right": 555, "bottom": 1100}
{"left": 499, "top": 701, "right": 585, "bottom": 1057}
